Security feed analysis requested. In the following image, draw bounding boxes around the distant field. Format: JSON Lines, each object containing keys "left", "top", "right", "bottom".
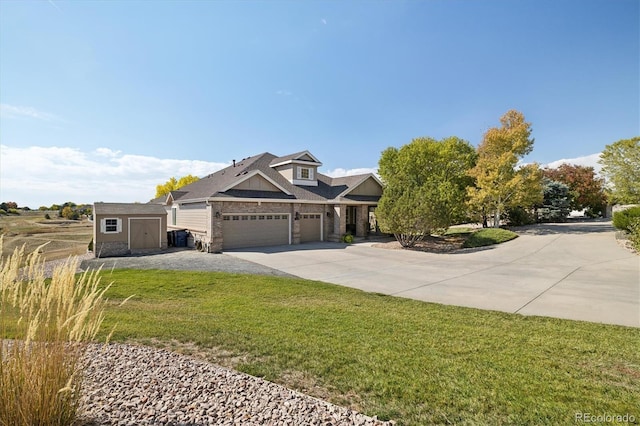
{"left": 0, "top": 212, "right": 92, "bottom": 261}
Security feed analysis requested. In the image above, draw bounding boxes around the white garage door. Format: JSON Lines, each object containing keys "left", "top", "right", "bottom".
{"left": 300, "top": 213, "right": 322, "bottom": 242}
{"left": 222, "top": 214, "right": 290, "bottom": 249}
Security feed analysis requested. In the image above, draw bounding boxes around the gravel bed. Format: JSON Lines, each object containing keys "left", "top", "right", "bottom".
{"left": 79, "top": 343, "right": 390, "bottom": 426}
{"left": 79, "top": 249, "right": 294, "bottom": 277}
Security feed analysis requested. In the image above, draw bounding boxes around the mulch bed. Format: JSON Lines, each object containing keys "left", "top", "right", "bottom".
{"left": 372, "top": 235, "right": 467, "bottom": 253}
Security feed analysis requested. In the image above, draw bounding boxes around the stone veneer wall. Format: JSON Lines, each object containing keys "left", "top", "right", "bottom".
{"left": 94, "top": 241, "right": 129, "bottom": 258}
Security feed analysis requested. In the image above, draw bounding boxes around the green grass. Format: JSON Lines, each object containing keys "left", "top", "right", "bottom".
{"left": 443, "top": 226, "right": 475, "bottom": 236}
{"left": 463, "top": 228, "right": 519, "bottom": 248}
{"left": 97, "top": 269, "right": 640, "bottom": 425}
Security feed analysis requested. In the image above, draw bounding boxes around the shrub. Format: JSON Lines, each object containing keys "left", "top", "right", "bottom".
{"left": 44, "top": 213, "right": 51, "bottom": 219}
{"left": 0, "top": 239, "right": 111, "bottom": 426}
{"left": 0, "top": 209, "right": 6, "bottom": 216}
{"left": 612, "top": 206, "right": 640, "bottom": 231}
{"left": 342, "top": 234, "right": 354, "bottom": 244}
{"left": 628, "top": 219, "right": 640, "bottom": 252}
{"left": 506, "top": 207, "right": 536, "bottom": 226}
{"left": 7, "top": 208, "right": 20, "bottom": 215}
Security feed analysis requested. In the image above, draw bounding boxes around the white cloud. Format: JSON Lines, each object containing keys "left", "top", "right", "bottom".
{"left": 0, "top": 145, "right": 228, "bottom": 208}
{"left": 321, "top": 18, "right": 327, "bottom": 25}
{"left": 276, "top": 90, "right": 292, "bottom": 96}
{"left": 324, "top": 167, "right": 378, "bottom": 178}
{"left": 545, "top": 153, "right": 602, "bottom": 173}
{"left": 0, "top": 104, "right": 59, "bottom": 121}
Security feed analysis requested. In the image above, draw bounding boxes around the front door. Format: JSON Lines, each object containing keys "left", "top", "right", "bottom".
{"left": 346, "top": 206, "right": 357, "bottom": 236}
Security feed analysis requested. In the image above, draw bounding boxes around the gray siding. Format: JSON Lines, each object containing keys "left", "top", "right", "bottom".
{"left": 174, "top": 202, "right": 208, "bottom": 231}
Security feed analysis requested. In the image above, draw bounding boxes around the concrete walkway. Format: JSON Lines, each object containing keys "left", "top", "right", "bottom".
{"left": 227, "top": 221, "right": 639, "bottom": 328}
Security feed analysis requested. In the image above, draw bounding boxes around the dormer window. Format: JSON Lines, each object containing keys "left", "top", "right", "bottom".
{"left": 270, "top": 150, "right": 321, "bottom": 187}
{"left": 298, "top": 167, "right": 313, "bottom": 180}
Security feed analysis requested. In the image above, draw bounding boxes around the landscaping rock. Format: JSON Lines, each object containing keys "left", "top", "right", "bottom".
{"left": 79, "top": 343, "right": 391, "bottom": 426}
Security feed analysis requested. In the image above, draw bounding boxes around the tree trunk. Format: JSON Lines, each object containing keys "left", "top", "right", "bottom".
{"left": 493, "top": 208, "right": 501, "bottom": 228}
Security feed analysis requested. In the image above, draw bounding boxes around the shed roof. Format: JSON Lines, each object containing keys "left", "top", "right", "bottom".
{"left": 93, "top": 202, "right": 167, "bottom": 215}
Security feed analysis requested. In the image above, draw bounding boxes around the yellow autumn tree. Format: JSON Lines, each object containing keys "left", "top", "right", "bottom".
{"left": 155, "top": 174, "right": 200, "bottom": 199}
{"left": 467, "top": 110, "right": 543, "bottom": 227}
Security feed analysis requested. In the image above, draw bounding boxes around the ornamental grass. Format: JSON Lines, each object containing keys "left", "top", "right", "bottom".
{"left": 0, "top": 238, "right": 110, "bottom": 426}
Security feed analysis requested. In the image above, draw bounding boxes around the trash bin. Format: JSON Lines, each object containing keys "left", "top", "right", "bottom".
{"left": 175, "top": 230, "right": 187, "bottom": 247}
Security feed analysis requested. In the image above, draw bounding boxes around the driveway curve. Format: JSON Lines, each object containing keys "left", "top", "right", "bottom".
{"left": 227, "top": 221, "right": 639, "bottom": 327}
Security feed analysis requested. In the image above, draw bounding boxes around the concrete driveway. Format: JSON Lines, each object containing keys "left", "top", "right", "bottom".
{"left": 227, "top": 221, "right": 639, "bottom": 328}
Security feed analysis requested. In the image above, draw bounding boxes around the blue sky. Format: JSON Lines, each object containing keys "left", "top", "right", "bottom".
{"left": 1, "top": 0, "right": 638, "bottom": 208}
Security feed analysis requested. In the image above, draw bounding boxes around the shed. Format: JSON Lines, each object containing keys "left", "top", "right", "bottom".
{"left": 93, "top": 202, "right": 168, "bottom": 258}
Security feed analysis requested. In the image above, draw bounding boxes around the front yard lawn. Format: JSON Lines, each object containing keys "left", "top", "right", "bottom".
{"left": 99, "top": 269, "right": 639, "bottom": 425}
{"left": 462, "top": 228, "right": 519, "bottom": 248}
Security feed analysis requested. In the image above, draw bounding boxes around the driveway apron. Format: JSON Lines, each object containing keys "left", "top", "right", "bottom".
{"left": 227, "top": 221, "right": 639, "bottom": 328}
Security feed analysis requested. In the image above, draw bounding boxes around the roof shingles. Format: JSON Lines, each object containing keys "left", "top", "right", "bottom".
{"left": 159, "top": 152, "right": 379, "bottom": 204}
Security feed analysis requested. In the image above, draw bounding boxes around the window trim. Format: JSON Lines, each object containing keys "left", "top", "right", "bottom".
{"left": 101, "top": 217, "right": 122, "bottom": 234}
{"left": 297, "top": 166, "right": 314, "bottom": 180}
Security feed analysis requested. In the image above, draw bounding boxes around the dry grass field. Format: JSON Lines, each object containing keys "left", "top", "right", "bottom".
{"left": 0, "top": 212, "right": 93, "bottom": 262}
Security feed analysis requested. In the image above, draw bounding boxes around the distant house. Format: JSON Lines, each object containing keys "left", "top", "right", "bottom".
{"left": 93, "top": 202, "right": 168, "bottom": 257}
{"left": 151, "top": 150, "right": 383, "bottom": 252}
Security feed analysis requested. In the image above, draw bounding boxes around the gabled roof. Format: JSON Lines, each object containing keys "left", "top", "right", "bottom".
{"left": 269, "top": 150, "right": 322, "bottom": 167}
{"left": 94, "top": 202, "right": 167, "bottom": 215}
{"left": 332, "top": 174, "right": 384, "bottom": 199}
{"left": 159, "top": 151, "right": 380, "bottom": 204}
{"left": 219, "top": 169, "right": 292, "bottom": 195}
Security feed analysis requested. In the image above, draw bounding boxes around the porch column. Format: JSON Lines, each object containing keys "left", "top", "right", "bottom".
{"left": 328, "top": 204, "right": 344, "bottom": 242}
{"left": 336, "top": 205, "right": 346, "bottom": 236}
{"left": 356, "top": 205, "right": 368, "bottom": 237}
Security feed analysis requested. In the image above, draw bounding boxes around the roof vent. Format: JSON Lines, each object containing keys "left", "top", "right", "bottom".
{"left": 233, "top": 159, "right": 236, "bottom": 167}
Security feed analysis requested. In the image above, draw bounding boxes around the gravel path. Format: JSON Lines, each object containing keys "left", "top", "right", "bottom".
{"left": 79, "top": 249, "right": 294, "bottom": 278}
{"left": 79, "top": 343, "right": 389, "bottom": 426}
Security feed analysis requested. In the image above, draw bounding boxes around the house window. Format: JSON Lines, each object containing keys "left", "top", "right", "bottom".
{"left": 171, "top": 207, "right": 177, "bottom": 226}
{"left": 297, "top": 167, "right": 313, "bottom": 180}
{"left": 101, "top": 218, "right": 121, "bottom": 234}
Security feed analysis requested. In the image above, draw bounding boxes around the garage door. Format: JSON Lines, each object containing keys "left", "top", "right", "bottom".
{"left": 130, "top": 218, "right": 161, "bottom": 250}
{"left": 222, "top": 214, "right": 290, "bottom": 249}
{"left": 300, "top": 213, "right": 322, "bottom": 243}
